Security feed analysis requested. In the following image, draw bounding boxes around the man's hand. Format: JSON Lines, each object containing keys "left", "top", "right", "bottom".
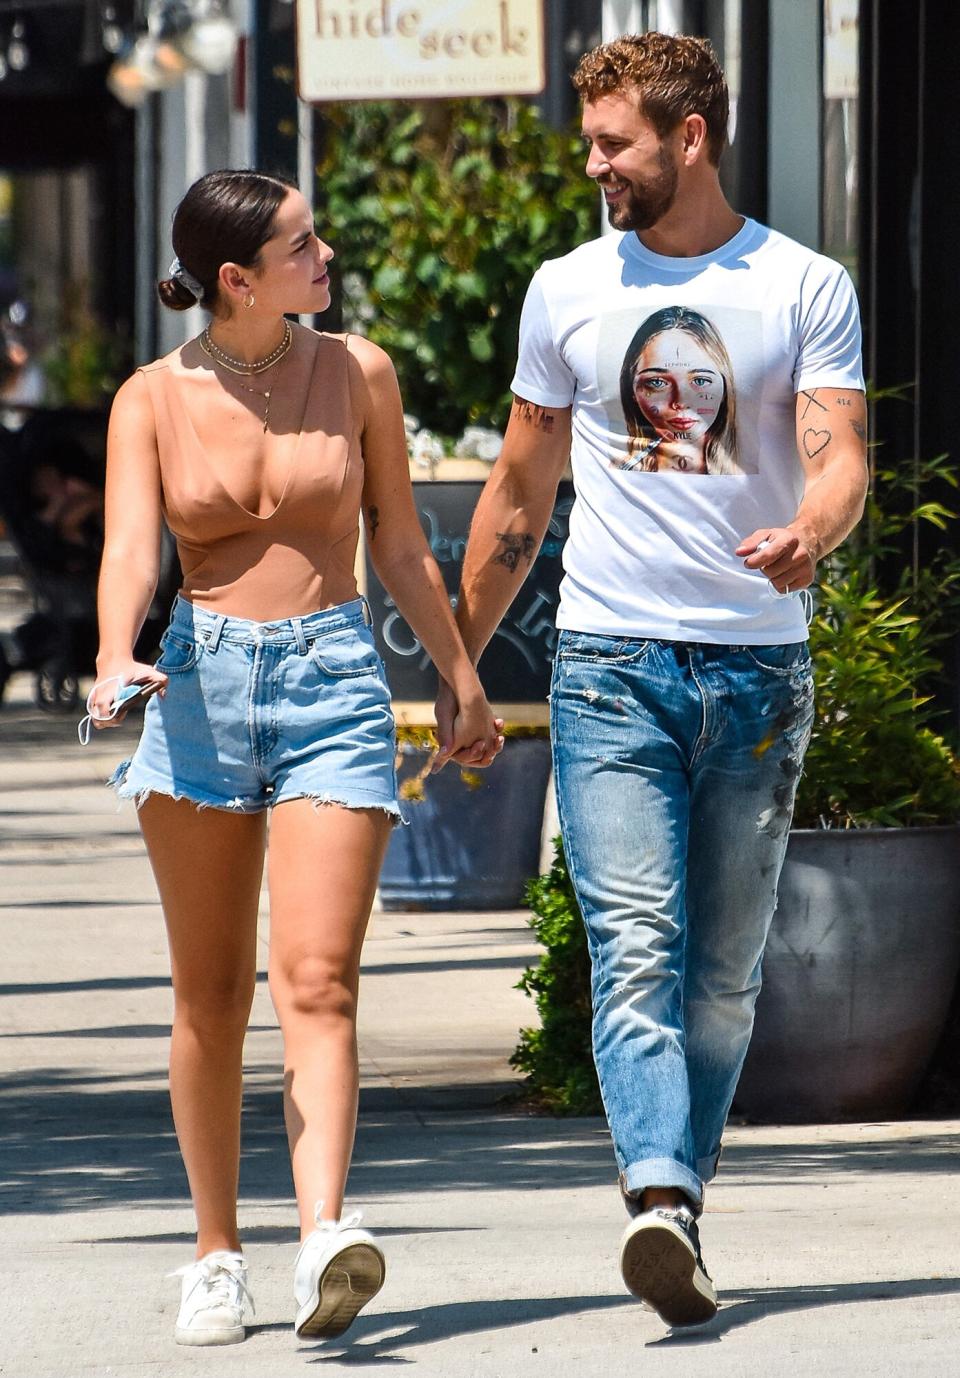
{"left": 736, "top": 525, "right": 818, "bottom": 594}
{"left": 432, "top": 677, "right": 505, "bottom": 773}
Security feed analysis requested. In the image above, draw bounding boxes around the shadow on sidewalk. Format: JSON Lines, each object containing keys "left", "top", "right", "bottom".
{"left": 719, "top": 1131, "right": 960, "bottom": 1179}
{"left": 298, "top": 1293, "right": 632, "bottom": 1363}
{"left": 647, "top": 1275, "right": 960, "bottom": 1348}
{"left": 289, "top": 1271, "right": 960, "bottom": 1361}
{"left": 3, "top": 1057, "right": 959, "bottom": 1225}
{"left": 0, "top": 1069, "right": 616, "bottom": 1218}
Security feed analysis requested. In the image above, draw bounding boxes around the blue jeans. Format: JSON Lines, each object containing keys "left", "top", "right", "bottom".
{"left": 551, "top": 633, "right": 814, "bottom": 1214}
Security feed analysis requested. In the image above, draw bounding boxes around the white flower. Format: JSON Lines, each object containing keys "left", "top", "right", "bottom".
{"left": 410, "top": 428, "right": 445, "bottom": 469}
{"left": 454, "top": 426, "right": 503, "bottom": 462}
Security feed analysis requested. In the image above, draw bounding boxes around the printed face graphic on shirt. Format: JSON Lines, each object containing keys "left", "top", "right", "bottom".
{"left": 630, "top": 329, "right": 725, "bottom": 471}
{"left": 615, "top": 307, "right": 741, "bottom": 475}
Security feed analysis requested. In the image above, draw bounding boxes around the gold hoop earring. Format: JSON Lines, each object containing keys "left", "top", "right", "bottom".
{"left": 243, "top": 293, "right": 255, "bottom": 309}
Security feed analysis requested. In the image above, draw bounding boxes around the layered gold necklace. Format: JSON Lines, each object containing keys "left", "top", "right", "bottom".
{"left": 199, "top": 320, "right": 294, "bottom": 433}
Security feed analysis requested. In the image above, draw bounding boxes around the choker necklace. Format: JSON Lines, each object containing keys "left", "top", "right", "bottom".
{"left": 199, "top": 319, "right": 293, "bottom": 374}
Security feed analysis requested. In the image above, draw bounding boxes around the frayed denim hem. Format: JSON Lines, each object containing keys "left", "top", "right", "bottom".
{"left": 272, "top": 791, "right": 407, "bottom": 826}
{"left": 108, "top": 761, "right": 406, "bottom": 823}
{"left": 107, "top": 761, "right": 263, "bottom": 814}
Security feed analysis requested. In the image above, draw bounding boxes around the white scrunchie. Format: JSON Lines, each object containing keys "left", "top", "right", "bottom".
{"left": 167, "top": 256, "right": 204, "bottom": 302}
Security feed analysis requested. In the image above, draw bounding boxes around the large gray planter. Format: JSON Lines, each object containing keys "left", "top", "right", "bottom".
{"left": 379, "top": 737, "right": 553, "bottom": 910}
{"left": 736, "top": 826, "right": 960, "bottom": 1122}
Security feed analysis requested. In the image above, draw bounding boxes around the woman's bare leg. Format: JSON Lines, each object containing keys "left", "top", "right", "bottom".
{"left": 266, "top": 800, "right": 390, "bottom": 1238}
{"left": 138, "top": 796, "right": 267, "bottom": 1257}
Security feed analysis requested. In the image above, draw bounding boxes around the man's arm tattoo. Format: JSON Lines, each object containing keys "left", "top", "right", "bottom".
{"left": 837, "top": 396, "right": 851, "bottom": 406}
{"left": 803, "top": 427, "right": 832, "bottom": 459}
{"left": 367, "top": 505, "right": 380, "bottom": 540}
{"left": 800, "top": 389, "right": 828, "bottom": 418}
{"left": 492, "top": 531, "right": 537, "bottom": 573}
{"left": 850, "top": 419, "right": 866, "bottom": 442}
{"left": 514, "top": 400, "right": 555, "bottom": 434}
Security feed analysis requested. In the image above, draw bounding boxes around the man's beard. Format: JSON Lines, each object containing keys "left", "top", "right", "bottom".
{"left": 606, "top": 145, "right": 679, "bottom": 232}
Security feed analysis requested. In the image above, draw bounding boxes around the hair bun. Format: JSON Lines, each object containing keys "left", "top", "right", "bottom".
{"left": 157, "top": 277, "right": 198, "bottom": 312}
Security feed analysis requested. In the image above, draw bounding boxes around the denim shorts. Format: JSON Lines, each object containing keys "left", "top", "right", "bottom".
{"left": 110, "top": 595, "right": 401, "bottom": 819}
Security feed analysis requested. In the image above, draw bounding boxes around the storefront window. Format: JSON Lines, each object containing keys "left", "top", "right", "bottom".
{"left": 0, "top": 166, "right": 128, "bottom": 422}
{"left": 822, "top": 0, "right": 859, "bottom": 280}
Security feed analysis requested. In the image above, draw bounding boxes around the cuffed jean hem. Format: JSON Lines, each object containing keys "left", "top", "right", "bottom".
{"left": 620, "top": 1158, "right": 705, "bottom": 1218}
{"left": 698, "top": 1148, "right": 721, "bottom": 1187}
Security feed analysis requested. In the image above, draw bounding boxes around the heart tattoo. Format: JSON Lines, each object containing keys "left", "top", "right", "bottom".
{"left": 803, "top": 427, "right": 831, "bottom": 459}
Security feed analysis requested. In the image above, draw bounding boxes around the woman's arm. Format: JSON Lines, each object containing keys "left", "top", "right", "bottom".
{"left": 347, "top": 335, "right": 502, "bottom": 769}
{"left": 90, "top": 372, "right": 168, "bottom": 727}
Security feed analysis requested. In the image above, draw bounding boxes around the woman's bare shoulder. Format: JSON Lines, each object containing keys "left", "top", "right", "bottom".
{"left": 111, "top": 367, "right": 161, "bottom": 431}
{"left": 300, "top": 325, "right": 389, "bottom": 370}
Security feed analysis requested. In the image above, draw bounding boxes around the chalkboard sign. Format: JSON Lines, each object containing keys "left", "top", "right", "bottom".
{"left": 365, "top": 479, "right": 574, "bottom": 703}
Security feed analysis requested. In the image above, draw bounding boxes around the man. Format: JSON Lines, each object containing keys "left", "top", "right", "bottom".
{"left": 436, "top": 32, "right": 868, "bottom": 1327}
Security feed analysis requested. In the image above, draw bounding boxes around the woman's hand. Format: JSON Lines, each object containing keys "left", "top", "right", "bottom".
{"left": 87, "top": 659, "right": 168, "bottom": 730}
{"left": 432, "top": 677, "right": 505, "bottom": 773}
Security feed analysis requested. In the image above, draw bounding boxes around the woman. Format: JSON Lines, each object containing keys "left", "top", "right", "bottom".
{"left": 85, "top": 170, "right": 503, "bottom": 1348}
{"left": 617, "top": 305, "right": 741, "bottom": 475}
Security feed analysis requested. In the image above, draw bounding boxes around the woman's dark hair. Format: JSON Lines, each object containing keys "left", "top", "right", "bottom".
{"left": 157, "top": 169, "right": 298, "bottom": 313}
{"left": 618, "top": 305, "right": 739, "bottom": 474}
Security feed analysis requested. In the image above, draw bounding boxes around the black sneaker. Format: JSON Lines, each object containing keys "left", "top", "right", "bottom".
{"left": 619, "top": 1205, "right": 718, "bottom": 1327}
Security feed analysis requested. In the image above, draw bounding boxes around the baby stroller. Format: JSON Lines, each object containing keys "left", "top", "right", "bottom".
{"left": 0, "top": 406, "right": 178, "bottom": 710}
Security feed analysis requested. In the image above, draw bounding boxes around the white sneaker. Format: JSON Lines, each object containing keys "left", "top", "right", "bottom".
{"left": 294, "top": 1205, "right": 385, "bottom": 1340}
{"left": 171, "top": 1250, "right": 253, "bottom": 1346}
{"left": 619, "top": 1205, "right": 718, "bottom": 1328}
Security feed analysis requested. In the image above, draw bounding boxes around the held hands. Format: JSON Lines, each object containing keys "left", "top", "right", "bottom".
{"left": 433, "top": 677, "right": 505, "bottom": 774}
{"left": 736, "top": 524, "right": 819, "bottom": 594}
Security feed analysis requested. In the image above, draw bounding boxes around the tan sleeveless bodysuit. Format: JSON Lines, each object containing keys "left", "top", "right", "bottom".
{"left": 138, "top": 330, "right": 362, "bottom": 622}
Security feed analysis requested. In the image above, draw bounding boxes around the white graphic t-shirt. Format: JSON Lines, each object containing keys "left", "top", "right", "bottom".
{"left": 510, "top": 218, "right": 864, "bottom": 644}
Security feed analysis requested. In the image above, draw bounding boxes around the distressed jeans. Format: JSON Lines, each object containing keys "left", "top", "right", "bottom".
{"left": 551, "top": 633, "right": 814, "bottom": 1213}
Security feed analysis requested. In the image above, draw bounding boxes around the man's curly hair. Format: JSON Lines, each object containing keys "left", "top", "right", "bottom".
{"left": 572, "top": 32, "right": 729, "bottom": 166}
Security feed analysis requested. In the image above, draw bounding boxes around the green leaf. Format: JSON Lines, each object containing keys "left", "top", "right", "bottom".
{"left": 467, "top": 325, "right": 495, "bottom": 362}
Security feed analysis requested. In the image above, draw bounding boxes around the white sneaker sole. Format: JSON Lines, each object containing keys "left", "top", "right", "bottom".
{"left": 295, "top": 1241, "right": 385, "bottom": 1340}
{"left": 620, "top": 1219, "right": 718, "bottom": 1328}
{"left": 175, "top": 1321, "right": 245, "bottom": 1346}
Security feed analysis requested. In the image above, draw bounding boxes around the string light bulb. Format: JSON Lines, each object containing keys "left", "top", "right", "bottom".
{"left": 7, "top": 18, "right": 29, "bottom": 72}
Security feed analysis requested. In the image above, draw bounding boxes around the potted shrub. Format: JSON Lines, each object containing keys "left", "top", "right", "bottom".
{"left": 736, "top": 452, "right": 960, "bottom": 1121}
{"left": 512, "top": 448, "right": 960, "bottom": 1120}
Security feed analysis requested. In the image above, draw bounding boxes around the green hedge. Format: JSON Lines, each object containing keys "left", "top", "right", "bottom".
{"left": 511, "top": 837, "right": 601, "bottom": 1115}
{"left": 318, "top": 100, "right": 597, "bottom": 435}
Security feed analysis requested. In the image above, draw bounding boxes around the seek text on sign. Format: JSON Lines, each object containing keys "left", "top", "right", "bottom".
{"left": 297, "top": 0, "right": 546, "bottom": 101}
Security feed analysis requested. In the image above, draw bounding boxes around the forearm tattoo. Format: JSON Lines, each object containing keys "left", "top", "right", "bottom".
{"left": 367, "top": 505, "right": 380, "bottom": 540}
{"left": 492, "top": 531, "right": 536, "bottom": 572}
{"left": 513, "top": 400, "right": 555, "bottom": 433}
{"left": 850, "top": 419, "right": 866, "bottom": 441}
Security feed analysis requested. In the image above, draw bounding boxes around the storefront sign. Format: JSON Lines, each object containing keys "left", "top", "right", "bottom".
{"left": 297, "top": 0, "right": 545, "bottom": 101}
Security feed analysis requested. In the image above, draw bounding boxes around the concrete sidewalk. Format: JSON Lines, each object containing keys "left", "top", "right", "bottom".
{"left": 1, "top": 676, "right": 958, "bottom": 1377}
